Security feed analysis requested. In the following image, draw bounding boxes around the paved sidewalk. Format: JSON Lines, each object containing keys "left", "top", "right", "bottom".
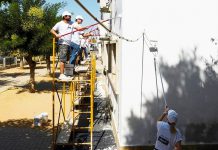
{"left": 0, "top": 126, "right": 52, "bottom": 150}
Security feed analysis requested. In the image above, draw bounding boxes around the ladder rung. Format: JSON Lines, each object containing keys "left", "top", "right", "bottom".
{"left": 74, "top": 127, "right": 91, "bottom": 129}
{"left": 71, "top": 109, "right": 91, "bottom": 112}
{"left": 74, "top": 111, "right": 91, "bottom": 114}
{"left": 75, "top": 95, "right": 91, "bottom": 98}
{"left": 74, "top": 142, "right": 91, "bottom": 145}
{"left": 72, "top": 80, "right": 91, "bottom": 82}
{"left": 54, "top": 79, "right": 73, "bottom": 83}
{"left": 75, "top": 106, "right": 91, "bottom": 109}
{"left": 75, "top": 117, "right": 91, "bottom": 120}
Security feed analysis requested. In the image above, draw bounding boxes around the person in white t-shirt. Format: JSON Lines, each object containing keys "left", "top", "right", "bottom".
{"left": 154, "top": 107, "right": 182, "bottom": 150}
{"left": 70, "top": 15, "right": 93, "bottom": 65}
{"left": 50, "top": 11, "right": 73, "bottom": 80}
{"left": 80, "top": 36, "right": 90, "bottom": 59}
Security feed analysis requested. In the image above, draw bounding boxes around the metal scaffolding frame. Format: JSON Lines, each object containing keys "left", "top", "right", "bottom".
{"left": 52, "top": 38, "right": 96, "bottom": 150}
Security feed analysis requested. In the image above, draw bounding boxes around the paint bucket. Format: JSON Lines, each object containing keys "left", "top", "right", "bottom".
{"left": 64, "top": 64, "right": 74, "bottom": 76}
{"left": 41, "top": 112, "right": 48, "bottom": 124}
{"left": 34, "top": 115, "right": 41, "bottom": 127}
{"left": 33, "top": 112, "right": 48, "bottom": 126}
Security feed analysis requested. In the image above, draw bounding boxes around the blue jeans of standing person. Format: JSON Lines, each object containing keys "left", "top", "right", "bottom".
{"left": 70, "top": 42, "right": 81, "bottom": 64}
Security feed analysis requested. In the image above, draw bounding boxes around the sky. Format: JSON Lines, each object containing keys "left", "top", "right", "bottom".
{"left": 46, "top": 0, "right": 100, "bottom": 26}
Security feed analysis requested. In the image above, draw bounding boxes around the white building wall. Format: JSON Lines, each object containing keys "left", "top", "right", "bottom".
{"left": 99, "top": 0, "right": 218, "bottom": 147}
{"left": 117, "top": 0, "right": 218, "bottom": 147}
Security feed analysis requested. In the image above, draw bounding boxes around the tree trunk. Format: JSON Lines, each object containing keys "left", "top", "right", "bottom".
{"left": 46, "top": 54, "right": 51, "bottom": 76}
{"left": 25, "top": 55, "right": 36, "bottom": 93}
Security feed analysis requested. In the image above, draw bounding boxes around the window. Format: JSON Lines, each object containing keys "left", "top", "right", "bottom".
{"left": 106, "top": 43, "right": 117, "bottom": 93}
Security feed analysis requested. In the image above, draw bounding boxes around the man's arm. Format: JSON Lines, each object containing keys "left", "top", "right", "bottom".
{"left": 158, "top": 106, "right": 169, "bottom": 121}
{"left": 73, "top": 23, "right": 87, "bottom": 31}
{"left": 158, "top": 112, "right": 167, "bottom": 121}
{"left": 50, "top": 29, "right": 61, "bottom": 38}
{"left": 83, "top": 32, "right": 93, "bottom": 37}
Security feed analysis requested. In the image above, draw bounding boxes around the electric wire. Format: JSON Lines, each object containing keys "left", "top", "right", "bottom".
{"left": 140, "top": 33, "right": 145, "bottom": 119}
{"left": 144, "top": 31, "right": 153, "bottom": 47}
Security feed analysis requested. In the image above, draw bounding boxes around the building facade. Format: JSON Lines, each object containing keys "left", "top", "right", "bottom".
{"left": 98, "top": 0, "right": 218, "bottom": 149}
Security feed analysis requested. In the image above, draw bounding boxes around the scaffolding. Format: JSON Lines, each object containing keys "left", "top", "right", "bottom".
{"left": 52, "top": 38, "right": 96, "bottom": 150}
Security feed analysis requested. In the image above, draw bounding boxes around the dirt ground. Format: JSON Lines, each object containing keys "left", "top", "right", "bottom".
{"left": 0, "top": 64, "right": 66, "bottom": 124}
{"left": 0, "top": 87, "right": 52, "bottom": 122}
{"left": 0, "top": 64, "right": 57, "bottom": 149}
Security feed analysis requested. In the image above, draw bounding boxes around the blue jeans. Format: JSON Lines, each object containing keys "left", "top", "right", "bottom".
{"left": 70, "top": 42, "right": 81, "bottom": 64}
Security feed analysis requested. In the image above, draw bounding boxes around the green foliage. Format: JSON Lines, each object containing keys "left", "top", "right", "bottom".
{"left": 0, "top": 0, "right": 64, "bottom": 56}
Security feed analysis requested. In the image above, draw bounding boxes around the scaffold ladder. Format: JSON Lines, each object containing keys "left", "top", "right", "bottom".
{"left": 52, "top": 38, "right": 96, "bottom": 150}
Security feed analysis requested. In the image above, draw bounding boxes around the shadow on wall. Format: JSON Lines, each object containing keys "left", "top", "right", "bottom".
{"left": 126, "top": 49, "right": 218, "bottom": 145}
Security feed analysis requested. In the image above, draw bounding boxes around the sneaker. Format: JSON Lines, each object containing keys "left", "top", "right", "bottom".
{"left": 67, "top": 75, "right": 74, "bottom": 80}
{"left": 80, "top": 59, "right": 87, "bottom": 65}
{"left": 58, "top": 74, "right": 72, "bottom": 81}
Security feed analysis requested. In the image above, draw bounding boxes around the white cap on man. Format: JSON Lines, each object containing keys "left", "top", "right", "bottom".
{"left": 167, "top": 109, "right": 178, "bottom": 124}
{"left": 62, "top": 11, "right": 72, "bottom": 17}
{"left": 75, "top": 15, "right": 84, "bottom": 20}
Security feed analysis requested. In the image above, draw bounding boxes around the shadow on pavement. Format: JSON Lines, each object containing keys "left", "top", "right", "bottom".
{"left": 0, "top": 72, "right": 29, "bottom": 78}
{"left": 0, "top": 119, "right": 52, "bottom": 150}
{"left": 0, "top": 80, "right": 10, "bottom": 87}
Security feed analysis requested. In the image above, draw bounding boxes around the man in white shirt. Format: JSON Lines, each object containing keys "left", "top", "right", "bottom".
{"left": 50, "top": 11, "right": 73, "bottom": 80}
{"left": 80, "top": 36, "right": 90, "bottom": 59}
{"left": 70, "top": 15, "right": 93, "bottom": 65}
{"left": 155, "top": 108, "right": 182, "bottom": 150}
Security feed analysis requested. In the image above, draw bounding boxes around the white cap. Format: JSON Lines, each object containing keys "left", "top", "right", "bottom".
{"left": 75, "top": 15, "right": 84, "bottom": 20}
{"left": 62, "top": 11, "right": 72, "bottom": 17}
{"left": 167, "top": 109, "right": 178, "bottom": 124}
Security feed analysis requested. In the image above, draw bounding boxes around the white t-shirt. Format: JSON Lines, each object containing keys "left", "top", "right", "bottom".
{"left": 80, "top": 38, "right": 89, "bottom": 48}
{"left": 71, "top": 22, "right": 84, "bottom": 45}
{"left": 52, "top": 21, "right": 73, "bottom": 46}
{"left": 155, "top": 121, "right": 182, "bottom": 150}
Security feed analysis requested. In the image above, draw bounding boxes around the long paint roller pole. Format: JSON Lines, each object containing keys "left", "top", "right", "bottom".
{"left": 60, "top": 18, "right": 110, "bottom": 37}
{"left": 159, "top": 66, "right": 168, "bottom": 107}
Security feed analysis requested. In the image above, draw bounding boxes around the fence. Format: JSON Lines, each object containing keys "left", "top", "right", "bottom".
{"left": 0, "top": 56, "right": 18, "bottom": 69}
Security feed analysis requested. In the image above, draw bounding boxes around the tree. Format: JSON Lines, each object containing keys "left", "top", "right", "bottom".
{"left": 37, "top": 3, "right": 62, "bottom": 75}
{"left": 0, "top": 0, "right": 63, "bottom": 92}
